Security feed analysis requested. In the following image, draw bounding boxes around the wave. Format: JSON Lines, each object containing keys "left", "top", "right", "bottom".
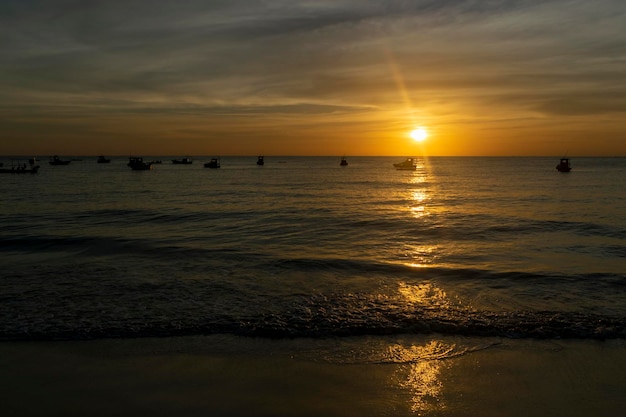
{"left": 2, "top": 231, "right": 624, "bottom": 289}
{"left": 1, "top": 301, "right": 624, "bottom": 342}
{"left": 1, "top": 257, "right": 624, "bottom": 342}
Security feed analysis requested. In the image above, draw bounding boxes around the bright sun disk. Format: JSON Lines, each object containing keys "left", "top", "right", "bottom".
{"left": 410, "top": 127, "right": 428, "bottom": 142}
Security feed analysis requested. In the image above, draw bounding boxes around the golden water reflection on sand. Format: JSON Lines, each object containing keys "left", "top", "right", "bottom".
{"left": 389, "top": 341, "right": 455, "bottom": 415}
{"left": 401, "top": 360, "right": 445, "bottom": 414}
{"left": 392, "top": 281, "right": 455, "bottom": 414}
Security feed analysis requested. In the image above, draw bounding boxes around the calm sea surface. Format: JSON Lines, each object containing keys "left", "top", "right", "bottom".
{"left": 1, "top": 156, "right": 625, "bottom": 341}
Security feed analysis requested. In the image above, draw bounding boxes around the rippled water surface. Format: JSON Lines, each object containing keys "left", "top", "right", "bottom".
{"left": 1, "top": 156, "right": 624, "bottom": 340}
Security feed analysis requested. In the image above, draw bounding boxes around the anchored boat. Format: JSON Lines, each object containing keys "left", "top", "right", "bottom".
{"left": 556, "top": 158, "right": 571, "bottom": 172}
{"left": 204, "top": 157, "right": 221, "bottom": 168}
{"left": 393, "top": 158, "right": 417, "bottom": 170}
{"left": 49, "top": 155, "right": 71, "bottom": 165}
{"left": 172, "top": 157, "right": 193, "bottom": 164}
{"left": 127, "top": 157, "right": 153, "bottom": 170}
{"left": 0, "top": 158, "right": 40, "bottom": 174}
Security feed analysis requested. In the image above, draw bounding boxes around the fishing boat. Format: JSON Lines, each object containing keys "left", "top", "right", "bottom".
{"left": 393, "top": 158, "right": 417, "bottom": 170}
{"left": 171, "top": 157, "right": 193, "bottom": 164}
{"left": 0, "top": 158, "right": 40, "bottom": 174}
{"left": 49, "top": 155, "right": 71, "bottom": 165}
{"left": 340, "top": 156, "right": 348, "bottom": 166}
{"left": 204, "top": 157, "right": 220, "bottom": 168}
{"left": 556, "top": 158, "right": 571, "bottom": 172}
{"left": 127, "top": 157, "right": 153, "bottom": 171}
{"left": 257, "top": 156, "right": 264, "bottom": 166}
{"left": 97, "top": 155, "right": 111, "bottom": 163}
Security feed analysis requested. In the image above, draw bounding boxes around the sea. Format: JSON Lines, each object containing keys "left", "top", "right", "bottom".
{"left": 1, "top": 156, "right": 625, "bottom": 343}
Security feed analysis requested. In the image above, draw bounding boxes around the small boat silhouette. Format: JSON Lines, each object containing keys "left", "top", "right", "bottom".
{"left": 127, "top": 157, "right": 152, "bottom": 170}
{"left": 556, "top": 158, "right": 571, "bottom": 172}
{"left": 393, "top": 158, "right": 417, "bottom": 170}
{"left": 49, "top": 155, "right": 71, "bottom": 165}
{"left": 172, "top": 157, "right": 193, "bottom": 164}
{"left": 204, "top": 157, "right": 220, "bottom": 168}
{"left": 0, "top": 158, "right": 40, "bottom": 174}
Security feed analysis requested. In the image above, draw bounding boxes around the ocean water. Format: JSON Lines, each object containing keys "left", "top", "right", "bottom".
{"left": 1, "top": 156, "right": 625, "bottom": 342}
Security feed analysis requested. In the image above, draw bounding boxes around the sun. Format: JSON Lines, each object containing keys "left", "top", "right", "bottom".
{"left": 410, "top": 127, "right": 428, "bottom": 142}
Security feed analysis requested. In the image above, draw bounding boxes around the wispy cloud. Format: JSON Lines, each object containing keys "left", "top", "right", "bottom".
{"left": 1, "top": 0, "right": 625, "bottom": 154}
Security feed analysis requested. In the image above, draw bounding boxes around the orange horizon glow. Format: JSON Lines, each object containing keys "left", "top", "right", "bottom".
{"left": 1, "top": 3, "right": 625, "bottom": 157}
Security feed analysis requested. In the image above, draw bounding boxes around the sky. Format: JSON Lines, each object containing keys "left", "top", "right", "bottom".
{"left": 1, "top": 0, "right": 625, "bottom": 156}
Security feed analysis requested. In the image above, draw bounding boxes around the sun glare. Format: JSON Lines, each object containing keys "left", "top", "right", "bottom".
{"left": 410, "top": 127, "right": 428, "bottom": 142}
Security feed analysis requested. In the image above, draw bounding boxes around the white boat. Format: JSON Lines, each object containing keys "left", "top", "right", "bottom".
{"left": 393, "top": 158, "right": 417, "bottom": 170}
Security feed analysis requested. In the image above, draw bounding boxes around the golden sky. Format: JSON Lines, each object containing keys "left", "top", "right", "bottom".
{"left": 1, "top": 1, "right": 625, "bottom": 156}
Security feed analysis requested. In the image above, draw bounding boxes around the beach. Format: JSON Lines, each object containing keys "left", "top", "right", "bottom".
{"left": 1, "top": 156, "right": 625, "bottom": 416}
{"left": 2, "top": 335, "right": 625, "bottom": 416}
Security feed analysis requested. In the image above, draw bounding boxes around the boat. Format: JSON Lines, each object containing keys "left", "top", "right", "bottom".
{"left": 49, "top": 155, "right": 71, "bottom": 165}
{"left": 556, "top": 158, "right": 571, "bottom": 172}
{"left": 172, "top": 157, "right": 193, "bottom": 164}
{"left": 127, "top": 157, "right": 153, "bottom": 171}
{"left": 204, "top": 157, "right": 220, "bottom": 168}
{"left": 340, "top": 156, "right": 348, "bottom": 166}
{"left": 257, "top": 156, "right": 264, "bottom": 166}
{"left": 97, "top": 155, "right": 111, "bottom": 163}
{"left": 393, "top": 158, "right": 417, "bottom": 170}
{"left": 0, "top": 158, "right": 40, "bottom": 174}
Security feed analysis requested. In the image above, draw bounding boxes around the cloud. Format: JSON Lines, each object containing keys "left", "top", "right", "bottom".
{"left": 1, "top": 0, "right": 626, "bottom": 154}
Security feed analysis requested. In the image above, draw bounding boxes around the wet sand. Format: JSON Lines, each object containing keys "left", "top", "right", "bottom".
{"left": 1, "top": 335, "right": 625, "bottom": 417}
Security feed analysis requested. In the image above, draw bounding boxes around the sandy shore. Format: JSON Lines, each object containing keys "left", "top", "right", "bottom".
{"left": 1, "top": 335, "right": 625, "bottom": 416}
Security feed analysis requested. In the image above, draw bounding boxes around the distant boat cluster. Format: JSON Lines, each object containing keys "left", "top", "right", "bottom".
{"left": 0, "top": 156, "right": 574, "bottom": 174}
{"left": 1, "top": 155, "right": 353, "bottom": 172}
{"left": 126, "top": 156, "right": 223, "bottom": 170}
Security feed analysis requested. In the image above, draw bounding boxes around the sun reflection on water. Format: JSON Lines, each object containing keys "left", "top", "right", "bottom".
{"left": 401, "top": 161, "right": 439, "bottom": 270}
{"left": 408, "top": 165, "right": 431, "bottom": 219}
{"left": 393, "top": 283, "right": 453, "bottom": 413}
{"left": 403, "top": 244, "right": 440, "bottom": 268}
{"left": 410, "top": 189, "right": 429, "bottom": 218}
{"left": 390, "top": 161, "right": 454, "bottom": 414}
{"left": 398, "top": 281, "right": 450, "bottom": 308}
{"left": 388, "top": 340, "right": 459, "bottom": 415}
{"left": 401, "top": 360, "right": 445, "bottom": 414}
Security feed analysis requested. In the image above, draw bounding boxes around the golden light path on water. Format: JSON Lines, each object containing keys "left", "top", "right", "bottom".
{"left": 364, "top": 153, "right": 486, "bottom": 414}
{"left": 393, "top": 162, "right": 455, "bottom": 414}
{"left": 403, "top": 157, "right": 440, "bottom": 268}
{"left": 392, "top": 284, "right": 455, "bottom": 414}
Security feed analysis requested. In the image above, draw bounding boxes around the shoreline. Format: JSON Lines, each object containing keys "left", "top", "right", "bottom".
{"left": 2, "top": 335, "right": 625, "bottom": 416}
